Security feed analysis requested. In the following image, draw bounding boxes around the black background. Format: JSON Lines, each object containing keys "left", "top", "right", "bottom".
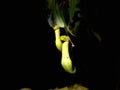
{"left": 2, "top": 0, "right": 119, "bottom": 90}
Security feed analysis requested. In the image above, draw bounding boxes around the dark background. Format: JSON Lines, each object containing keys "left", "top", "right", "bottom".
{"left": 2, "top": 0, "right": 119, "bottom": 90}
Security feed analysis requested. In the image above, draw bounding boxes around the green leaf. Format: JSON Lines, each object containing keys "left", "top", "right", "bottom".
{"left": 69, "top": 0, "right": 80, "bottom": 21}
{"left": 72, "top": 21, "right": 80, "bottom": 35}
